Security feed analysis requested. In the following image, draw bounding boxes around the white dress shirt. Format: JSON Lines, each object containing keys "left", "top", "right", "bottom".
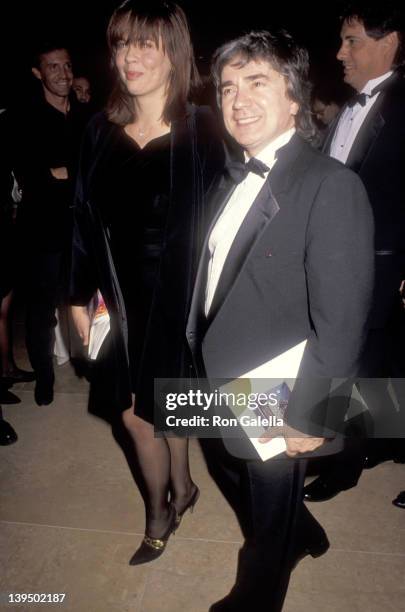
{"left": 204, "top": 128, "right": 295, "bottom": 316}
{"left": 330, "top": 71, "right": 393, "bottom": 163}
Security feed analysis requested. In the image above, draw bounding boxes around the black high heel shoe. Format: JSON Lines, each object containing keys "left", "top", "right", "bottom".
{"left": 129, "top": 504, "right": 177, "bottom": 566}
{"left": 174, "top": 485, "right": 200, "bottom": 529}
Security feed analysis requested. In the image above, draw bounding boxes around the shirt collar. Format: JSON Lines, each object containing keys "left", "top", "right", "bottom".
{"left": 244, "top": 127, "right": 296, "bottom": 169}
{"left": 361, "top": 71, "right": 393, "bottom": 96}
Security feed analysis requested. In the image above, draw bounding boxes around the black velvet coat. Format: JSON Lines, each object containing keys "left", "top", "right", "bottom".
{"left": 70, "top": 105, "right": 224, "bottom": 413}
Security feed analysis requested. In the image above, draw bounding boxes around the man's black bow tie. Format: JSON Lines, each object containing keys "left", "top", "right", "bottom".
{"left": 347, "top": 92, "right": 368, "bottom": 108}
{"left": 225, "top": 157, "right": 270, "bottom": 184}
{"left": 347, "top": 80, "right": 388, "bottom": 108}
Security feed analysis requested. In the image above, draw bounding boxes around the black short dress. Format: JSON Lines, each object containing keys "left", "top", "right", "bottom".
{"left": 92, "top": 128, "right": 171, "bottom": 422}
{"left": 71, "top": 108, "right": 225, "bottom": 420}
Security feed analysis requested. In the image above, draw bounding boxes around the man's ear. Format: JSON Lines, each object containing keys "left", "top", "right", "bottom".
{"left": 32, "top": 67, "right": 42, "bottom": 81}
{"left": 381, "top": 31, "right": 399, "bottom": 55}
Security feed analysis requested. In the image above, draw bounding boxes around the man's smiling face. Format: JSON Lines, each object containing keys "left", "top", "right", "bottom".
{"left": 220, "top": 57, "right": 298, "bottom": 157}
{"left": 337, "top": 18, "right": 398, "bottom": 91}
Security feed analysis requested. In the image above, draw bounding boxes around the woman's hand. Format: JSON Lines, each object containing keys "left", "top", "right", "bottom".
{"left": 71, "top": 305, "right": 90, "bottom": 346}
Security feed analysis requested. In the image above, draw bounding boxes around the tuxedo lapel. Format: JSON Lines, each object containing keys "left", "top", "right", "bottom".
{"left": 324, "top": 73, "right": 399, "bottom": 166}
{"left": 322, "top": 109, "right": 344, "bottom": 155}
{"left": 323, "top": 101, "right": 384, "bottom": 169}
{"left": 208, "top": 134, "right": 305, "bottom": 323}
{"left": 345, "top": 95, "right": 385, "bottom": 172}
{"left": 207, "top": 179, "right": 279, "bottom": 322}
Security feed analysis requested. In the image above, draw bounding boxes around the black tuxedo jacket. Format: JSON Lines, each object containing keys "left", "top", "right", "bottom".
{"left": 323, "top": 72, "right": 405, "bottom": 327}
{"left": 187, "top": 134, "right": 374, "bottom": 458}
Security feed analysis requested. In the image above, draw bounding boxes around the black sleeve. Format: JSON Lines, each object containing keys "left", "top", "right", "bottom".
{"left": 195, "top": 105, "right": 225, "bottom": 197}
{"left": 69, "top": 116, "right": 105, "bottom": 305}
{"left": 287, "top": 166, "right": 375, "bottom": 437}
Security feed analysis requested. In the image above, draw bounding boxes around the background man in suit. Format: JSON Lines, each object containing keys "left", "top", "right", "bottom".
{"left": 305, "top": 2, "right": 405, "bottom": 503}
{"left": 186, "top": 30, "right": 374, "bottom": 611}
{"left": 3, "top": 42, "right": 90, "bottom": 406}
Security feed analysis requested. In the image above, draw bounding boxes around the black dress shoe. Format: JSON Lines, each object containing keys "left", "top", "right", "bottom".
{"left": 1, "top": 368, "right": 36, "bottom": 385}
{"left": 303, "top": 477, "right": 347, "bottom": 502}
{"left": 0, "top": 419, "right": 18, "bottom": 445}
{"left": 34, "top": 375, "right": 54, "bottom": 406}
{"left": 209, "top": 589, "right": 254, "bottom": 612}
{"left": 292, "top": 534, "right": 330, "bottom": 570}
{"left": 209, "top": 595, "right": 242, "bottom": 611}
{"left": 392, "top": 491, "right": 405, "bottom": 509}
{"left": 0, "top": 389, "right": 21, "bottom": 404}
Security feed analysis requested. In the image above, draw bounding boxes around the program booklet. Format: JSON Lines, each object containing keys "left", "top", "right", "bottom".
{"left": 88, "top": 290, "right": 110, "bottom": 360}
{"left": 220, "top": 340, "right": 307, "bottom": 461}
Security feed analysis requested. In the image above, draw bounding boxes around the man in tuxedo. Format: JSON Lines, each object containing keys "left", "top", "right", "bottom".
{"left": 186, "top": 30, "right": 374, "bottom": 611}
{"left": 304, "top": 2, "right": 405, "bottom": 502}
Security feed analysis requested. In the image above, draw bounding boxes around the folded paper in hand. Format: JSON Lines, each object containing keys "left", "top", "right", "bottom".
{"left": 220, "top": 340, "right": 307, "bottom": 461}
{"left": 88, "top": 290, "right": 110, "bottom": 360}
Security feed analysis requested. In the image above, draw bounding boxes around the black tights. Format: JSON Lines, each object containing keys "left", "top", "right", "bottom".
{"left": 122, "top": 407, "right": 196, "bottom": 538}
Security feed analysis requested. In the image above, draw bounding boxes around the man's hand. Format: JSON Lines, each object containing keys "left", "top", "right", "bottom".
{"left": 71, "top": 305, "right": 90, "bottom": 346}
{"left": 284, "top": 423, "right": 325, "bottom": 456}
{"left": 50, "top": 166, "right": 68, "bottom": 180}
{"left": 284, "top": 436, "right": 325, "bottom": 457}
{"left": 259, "top": 424, "right": 325, "bottom": 456}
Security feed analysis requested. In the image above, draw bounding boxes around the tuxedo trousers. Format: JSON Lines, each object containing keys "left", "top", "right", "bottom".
{"left": 215, "top": 448, "right": 322, "bottom": 610}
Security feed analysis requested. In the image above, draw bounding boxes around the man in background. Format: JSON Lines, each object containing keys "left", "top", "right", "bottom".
{"left": 72, "top": 75, "right": 91, "bottom": 104}
{"left": 305, "top": 1, "right": 405, "bottom": 502}
{"left": 3, "top": 41, "right": 89, "bottom": 406}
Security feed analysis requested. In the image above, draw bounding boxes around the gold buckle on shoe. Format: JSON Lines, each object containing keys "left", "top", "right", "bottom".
{"left": 143, "top": 535, "right": 165, "bottom": 550}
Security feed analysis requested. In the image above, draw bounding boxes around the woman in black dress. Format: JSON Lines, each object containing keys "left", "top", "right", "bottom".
{"left": 70, "top": 0, "right": 223, "bottom": 564}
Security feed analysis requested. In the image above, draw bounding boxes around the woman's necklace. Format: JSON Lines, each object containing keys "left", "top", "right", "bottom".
{"left": 137, "top": 125, "right": 151, "bottom": 139}
{"left": 125, "top": 120, "right": 170, "bottom": 146}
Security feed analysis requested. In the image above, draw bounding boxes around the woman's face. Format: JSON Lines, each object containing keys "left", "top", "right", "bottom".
{"left": 114, "top": 35, "right": 172, "bottom": 101}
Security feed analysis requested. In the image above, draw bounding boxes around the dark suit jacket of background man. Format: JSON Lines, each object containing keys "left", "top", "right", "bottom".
{"left": 323, "top": 72, "right": 405, "bottom": 348}
{"left": 187, "top": 133, "right": 375, "bottom": 458}
{"left": 4, "top": 93, "right": 90, "bottom": 255}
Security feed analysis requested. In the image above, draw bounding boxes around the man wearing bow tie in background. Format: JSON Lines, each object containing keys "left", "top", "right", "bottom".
{"left": 305, "top": 2, "right": 405, "bottom": 503}
{"left": 186, "top": 30, "right": 374, "bottom": 611}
